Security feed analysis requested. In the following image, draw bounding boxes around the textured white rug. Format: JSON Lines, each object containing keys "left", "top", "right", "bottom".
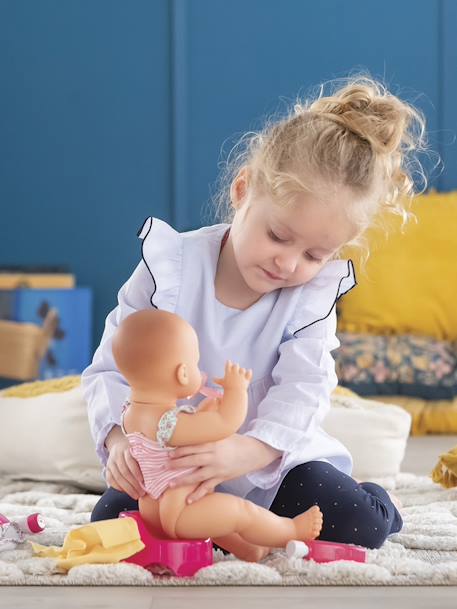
{"left": 1, "top": 473, "right": 457, "bottom": 586}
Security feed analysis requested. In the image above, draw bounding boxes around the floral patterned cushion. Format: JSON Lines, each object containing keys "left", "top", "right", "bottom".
{"left": 334, "top": 333, "right": 457, "bottom": 399}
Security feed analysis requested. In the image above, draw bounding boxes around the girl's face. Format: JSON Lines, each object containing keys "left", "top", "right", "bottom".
{"left": 229, "top": 172, "right": 359, "bottom": 294}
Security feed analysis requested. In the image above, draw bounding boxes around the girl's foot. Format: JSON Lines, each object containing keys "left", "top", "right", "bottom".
{"left": 355, "top": 478, "right": 403, "bottom": 511}
{"left": 388, "top": 491, "right": 403, "bottom": 511}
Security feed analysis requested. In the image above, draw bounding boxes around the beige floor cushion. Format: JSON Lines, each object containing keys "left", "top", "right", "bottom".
{"left": 323, "top": 392, "right": 412, "bottom": 479}
{"left": 0, "top": 380, "right": 105, "bottom": 492}
{"left": 0, "top": 379, "right": 411, "bottom": 492}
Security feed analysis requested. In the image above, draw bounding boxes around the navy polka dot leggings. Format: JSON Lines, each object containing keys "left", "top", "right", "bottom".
{"left": 91, "top": 461, "right": 402, "bottom": 550}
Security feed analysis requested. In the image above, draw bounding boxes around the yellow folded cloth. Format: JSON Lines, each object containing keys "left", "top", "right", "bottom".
{"left": 31, "top": 517, "right": 144, "bottom": 572}
{"left": 432, "top": 446, "right": 457, "bottom": 489}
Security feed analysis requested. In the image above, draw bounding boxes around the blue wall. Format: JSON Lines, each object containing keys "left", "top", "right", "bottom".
{"left": 1, "top": 0, "right": 456, "bottom": 353}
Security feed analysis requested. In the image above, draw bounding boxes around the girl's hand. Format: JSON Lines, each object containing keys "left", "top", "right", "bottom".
{"left": 167, "top": 434, "right": 279, "bottom": 504}
{"left": 105, "top": 429, "right": 145, "bottom": 500}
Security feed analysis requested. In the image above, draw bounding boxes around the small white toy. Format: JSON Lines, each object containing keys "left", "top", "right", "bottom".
{"left": 286, "top": 539, "right": 366, "bottom": 563}
{"left": 0, "top": 513, "right": 45, "bottom": 551}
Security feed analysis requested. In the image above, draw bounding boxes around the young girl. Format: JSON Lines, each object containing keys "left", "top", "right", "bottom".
{"left": 82, "top": 74, "right": 427, "bottom": 551}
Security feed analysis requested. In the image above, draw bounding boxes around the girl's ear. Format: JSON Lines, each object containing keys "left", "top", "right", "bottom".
{"left": 176, "top": 363, "right": 189, "bottom": 386}
{"left": 230, "top": 166, "right": 250, "bottom": 209}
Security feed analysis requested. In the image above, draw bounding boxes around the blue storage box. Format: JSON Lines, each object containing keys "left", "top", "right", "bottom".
{"left": 0, "top": 288, "right": 92, "bottom": 379}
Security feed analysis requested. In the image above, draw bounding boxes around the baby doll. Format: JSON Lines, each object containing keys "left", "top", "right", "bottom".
{"left": 112, "top": 309, "right": 323, "bottom": 562}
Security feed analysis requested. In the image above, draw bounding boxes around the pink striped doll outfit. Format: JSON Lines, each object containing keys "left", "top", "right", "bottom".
{"left": 121, "top": 401, "right": 199, "bottom": 499}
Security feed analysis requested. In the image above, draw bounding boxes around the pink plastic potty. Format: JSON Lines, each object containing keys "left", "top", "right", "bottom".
{"left": 119, "top": 511, "right": 213, "bottom": 577}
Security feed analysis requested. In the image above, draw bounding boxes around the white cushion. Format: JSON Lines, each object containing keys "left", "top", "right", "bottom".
{"left": 324, "top": 394, "right": 412, "bottom": 479}
{"left": 0, "top": 385, "right": 105, "bottom": 492}
{"left": 0, "top": 384, "right": 411, "bottom": 492}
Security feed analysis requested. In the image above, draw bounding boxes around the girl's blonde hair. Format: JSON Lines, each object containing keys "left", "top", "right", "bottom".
{"left": 208, "top": 73, "right": 431, "bottom": 262}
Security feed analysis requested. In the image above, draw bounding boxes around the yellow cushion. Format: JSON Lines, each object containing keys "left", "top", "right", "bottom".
{"left": 368, "top": 394, "right": 457, "bottom": 436}
{"left": 331, "top": 385, "right": 359, "bottom": 398}
{"left": 1, "top": 375, "right": 80, "bottom": 398}
{"left": 337, "top": 190, "right": 457, "bottom": 340}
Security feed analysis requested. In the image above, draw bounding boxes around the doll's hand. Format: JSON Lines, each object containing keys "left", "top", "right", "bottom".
{"left": 167, "top": 434, "right": 279, "bottom": 503}
{"left": 213, "top": 360, "right": 253, "bottom": 393}
{"left": 105, "top": 430, "right": 145, "bottom": 501}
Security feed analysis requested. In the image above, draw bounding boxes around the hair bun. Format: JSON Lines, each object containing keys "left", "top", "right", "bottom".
{"left": 210, "top": 72, "right": 430, "bottom": 252}
{"left": 309, "top": 79, "right": 415, "bottom": 155}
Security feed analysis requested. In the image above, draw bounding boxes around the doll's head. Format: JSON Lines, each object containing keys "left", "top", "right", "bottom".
{"left": 211, "top": 74, "right": 430, "bottom": 293}
{"left": 112, "top": 309, "right": 202, "bottom": 402}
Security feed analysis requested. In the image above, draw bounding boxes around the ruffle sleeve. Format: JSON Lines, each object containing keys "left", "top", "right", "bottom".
{"left": 138, "top": 216, "right": 183, "bottom": 312}
{"left": 243, "top": 259, "right": 356, "bottom": 490}
{"left": 286, "top": 259, "right": 356, "bottom": 338}
{"left": 81, "top": 216, "right": 183, "bottom": 469}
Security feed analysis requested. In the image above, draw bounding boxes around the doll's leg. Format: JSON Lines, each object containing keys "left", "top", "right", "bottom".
{"left": 269, "top": 461, "right": 403, "bottom": 549}
{"left": 212, "top": 532, "right": 271, "bottom": 562}
{"left": 91, "top": 487, "right": 138, "bottom": 522}
{"left": 138, "top": 495, "right": 169, "bottom": 538}
{"left": 172, "top": 492, "right": 322, "bottom": 547}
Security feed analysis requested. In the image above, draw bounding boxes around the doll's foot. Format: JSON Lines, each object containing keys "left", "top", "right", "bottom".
{"left": 293, "top": 505, "right": 323, "bottom": 541}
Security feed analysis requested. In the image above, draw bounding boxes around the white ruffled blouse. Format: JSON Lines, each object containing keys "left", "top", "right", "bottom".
{"left": 81, "top": 216, "right": 357, "bottom": 510}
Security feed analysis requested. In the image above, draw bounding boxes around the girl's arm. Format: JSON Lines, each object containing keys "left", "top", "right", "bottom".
{"left": 242, "top": 307, "right": 341, "bottom": 489}
{"left": 245, "top": 436, "right": 282, "bottom": 468}
{"left": 199, "top": 393, "right": 281, "bottom": 467}
{"left": 81, "top": 260, "right": 154, "bottom": 466}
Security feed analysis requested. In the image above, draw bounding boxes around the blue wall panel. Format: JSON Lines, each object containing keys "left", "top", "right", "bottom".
{"left": 0, "top": 0, "right": 455, "bottom": 351}
{"left": 0, "top": 0, "right": 171, "bottom": 345}
{"left": 442, "top": 0, "right": 457, "bottom": 190}
{"left": 180, "top": 0, "right": 442, "bottom": 230}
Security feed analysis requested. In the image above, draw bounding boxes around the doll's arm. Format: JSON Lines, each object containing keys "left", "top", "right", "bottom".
{"left": 170, "top": 362, "right": 252, "bottom": 446}
{"left": 197, "top": 397, "right": 221, "bottom": 412}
